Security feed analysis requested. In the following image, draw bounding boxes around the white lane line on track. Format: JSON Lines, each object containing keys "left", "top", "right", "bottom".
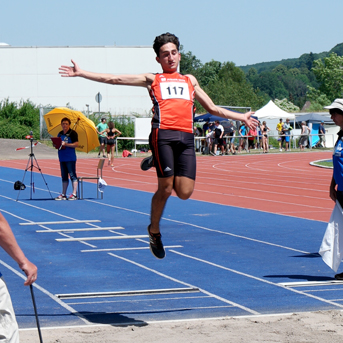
{"left": 81, "top": 245, "right": 183, "bottom": 252}
{"left": 0, "top": 260, "right": 90, "bottom": 325}
{"left": 2, "top": 188, "right": 327, "bottom": 255}
{"left": 0, "top": 194, "right": 330, "bottom": 315}
{"left": 193, "top": 188, "right": 331, "bottom": 211}
{"left": 208, "top": 163, "right": 329, "bottom": 183}
{"left": 20, "top": 220, "right": 101, "bottom": 225}
{"left": 56, "top": 235, "right": 149, "bottom": 242}
{"left": 170, "top": 250, "right": 343, "bottom": 310}
{"left": 36, "top": 227, "right": 125, "bottom": 233}
{"left": 84, "top": 199, "right": 313, "bottom": 253}
{"left": 107, "top": 252, "right": 259, "bottom": 315}
{"left": 98, "top": 169, "right": 330, "bottom": 193}
{"left": 0, "top": 200, "right": 99, "bottom": 249}
{"left": 277, "top": 159, "right": 330, "bottom": 172}
{"left": 194, "top": 179, "right": 331, "bottom": 200}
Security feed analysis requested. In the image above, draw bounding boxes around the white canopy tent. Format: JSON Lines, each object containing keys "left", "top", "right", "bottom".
{"left": 254, "top": 100, "right": 297, "bottom": 150}
{"left": 254, "top": 100, "right": 295, "bottom": 120}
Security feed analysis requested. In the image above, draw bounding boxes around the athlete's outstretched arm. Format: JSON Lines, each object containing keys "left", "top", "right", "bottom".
{"left": 59, "top": 59, "right": 155, "bottom": 88}
{"left": 188, "top": 75, "right": 258, "bottom": 130}
{"left": 0, "top": 213, "right": 37, "bottom": 286}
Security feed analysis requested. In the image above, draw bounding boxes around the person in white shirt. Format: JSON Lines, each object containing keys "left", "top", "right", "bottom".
{"left": 299, "top": 121, "right": 310, "bottom": 151}
{"left": 212, "top": 120, "right": 225, "bottom": 156}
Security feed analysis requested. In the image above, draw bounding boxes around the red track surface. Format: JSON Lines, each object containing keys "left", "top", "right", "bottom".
{"left": 0, "top": 151, "right": 333, "bottom": 222}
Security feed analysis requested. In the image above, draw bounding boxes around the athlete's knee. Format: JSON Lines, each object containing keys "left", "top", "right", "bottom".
{"left": 156, "top": 181, "right": 173, "bottom": 198}
{"left": 159, "top": 187, "right": 173, "bottom": 199}
{"left": 174, "top": 186, "right": 194, "bottom": 200}
{"left": 173, "top": 176, "right": 195, "bottom": 200}
{"left": 176, "top": 190, "right": 193, "bottom": 200}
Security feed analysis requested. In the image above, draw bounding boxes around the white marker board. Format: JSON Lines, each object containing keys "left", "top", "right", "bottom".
{"left": 134, "top": 118, "right": 151, "bottom": 144}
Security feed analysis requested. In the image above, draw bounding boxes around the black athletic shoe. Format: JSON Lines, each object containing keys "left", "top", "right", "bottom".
{"left": 140, "top": 155, "right": 154, "bottom": 171}
{"left": 147, "top": 225, "right": 165, "bottom": 259}
{"left": 335, "top": 272, "right": 343, "bottom": 280}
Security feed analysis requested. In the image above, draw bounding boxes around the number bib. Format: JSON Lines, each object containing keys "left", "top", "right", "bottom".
{"left": 160, "top": 82, "right": 190, "bottom": 100}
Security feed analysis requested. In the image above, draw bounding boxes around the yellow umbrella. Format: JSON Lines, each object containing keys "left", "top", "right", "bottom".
{"left": 44, "top": 107, "right": 99, "bottom": 153}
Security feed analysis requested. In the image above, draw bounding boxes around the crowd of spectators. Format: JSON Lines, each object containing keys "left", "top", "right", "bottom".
{"left": 194, "top": 118, "right": 327, "bottom": 155}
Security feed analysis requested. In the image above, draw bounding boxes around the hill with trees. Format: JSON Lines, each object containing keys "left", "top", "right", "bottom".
{"left": 181, "top": 43, "right": 343, "bottom": 112}
{"left": 180, "top": 48, "right": 267, "bottom": 113}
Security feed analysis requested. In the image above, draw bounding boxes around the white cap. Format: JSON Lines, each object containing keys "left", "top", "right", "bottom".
{"left": 324, "top": 99, "right": 343, "bottom": 111}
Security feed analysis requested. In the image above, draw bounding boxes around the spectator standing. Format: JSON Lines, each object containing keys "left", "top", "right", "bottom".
{"left": 212, "top": 120, "right": 225, "bottom": 156}
{"left": 283, "top": 118, "right": 292, "bottom": 151}
{"left": 248, "top": 127, "right": 257, "bottom": 152}
{"left": 256, "top": 121, "right": 262, "bottom": 149}
{"left": 55, "top": 117, "right": 79, "bottom": 200}
{"left": 227, "top": 120, "right": 236, "bottom": 155}
{"left": 102, "top": 121, "right": 122, "bottom": 167}
{"left": 238, "top": 122, "right": 247, "bottom": 153}
{"left": 0, "top": 211, "right": 37, "bottom": 343}
{"left": 206, "top": 128, "right": 214, "bottom": 154}
{"left": 299, "top": 121, "right": 310, "bottom": 151}
{"left": 319, "top": 121, "right": 326, "bottom": 148}
{"left": 194, "top": 125, "right": 201, "bottom": 152}
{"left": 202, "top": 121, "right": 209, "bottom": 136}
{"left": 96, "top": 118, "right": 108, "bottom": 158}
{"left": 276, "top": 118, "right": 285, "bottom": 151}
{"left": 260, "top": 121, "right": 270, "bottom": 153}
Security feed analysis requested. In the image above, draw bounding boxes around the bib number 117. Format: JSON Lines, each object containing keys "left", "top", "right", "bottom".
{"left": 160, "top": 82, "right": 190, "bottom": 100}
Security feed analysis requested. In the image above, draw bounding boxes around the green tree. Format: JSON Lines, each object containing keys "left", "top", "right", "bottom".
{"left": 196, "top": 60, "right": 222, "bottom": 86}
{"left": 202, "top": 62, "right": 266, "bottom": 111}
{"left": 179, "top": 48, "right": 266, "bottom": 112}
{"left": 312, "top": 52, "right": 343, "bottom": 100}
{"left": 306, "top": 86, "right": 331, "bottom": 111}
{"left": 180, "top": 46, "right": 202, "bottom": 76}
{"left": 251, "top": 71, "right": 288, "bottom": 100}
{"left": 272, "top": 64, "right": 287, "bottom": 75}
{"left": 0, "top": 99, "right": 40, "bottom": 139}
{"left": 288, "top": 68, "right": 300, "bottom": 77}
{"left": 246, "top": 67, "right": 258, "bottom": 81}
{"left": 274, "top": 98, "right": 300, "bottom": 112}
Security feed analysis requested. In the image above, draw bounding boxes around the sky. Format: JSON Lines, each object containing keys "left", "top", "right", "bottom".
{"left": 2, "top": 0, "right": 343, "bottom": 67}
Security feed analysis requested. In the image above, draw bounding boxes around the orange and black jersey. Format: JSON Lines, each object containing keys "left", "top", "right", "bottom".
{"left": 149, "top": 72, "right": 195, "bottom": 134}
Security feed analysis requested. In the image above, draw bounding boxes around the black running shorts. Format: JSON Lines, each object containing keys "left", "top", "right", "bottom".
{"left": 149, "top": 128, "right": 196, "bottom": 180}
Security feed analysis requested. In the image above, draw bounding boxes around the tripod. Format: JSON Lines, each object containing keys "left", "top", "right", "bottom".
{"left": 16, "top": 135, "right": 53, "bottom": 201}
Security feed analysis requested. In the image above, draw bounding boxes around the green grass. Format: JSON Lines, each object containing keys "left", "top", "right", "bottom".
{"left": 313, "top": 160, "right": 333, "bottom": 168}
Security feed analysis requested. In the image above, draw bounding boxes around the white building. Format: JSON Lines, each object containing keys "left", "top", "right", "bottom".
{"left": 0, "top": 45, "right": 160, "bottom": 115}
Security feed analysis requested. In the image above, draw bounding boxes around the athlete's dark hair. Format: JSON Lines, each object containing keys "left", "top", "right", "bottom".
{"left": 153, "top": 33, "right": 180, "bottom": 56}
{"left": 108, "top": 121, "right": 114, "bottom": 129}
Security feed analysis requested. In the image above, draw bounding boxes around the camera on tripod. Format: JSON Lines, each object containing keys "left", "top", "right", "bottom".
{"left": 15, "top": 130, "right": 52, "bottom": 201}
